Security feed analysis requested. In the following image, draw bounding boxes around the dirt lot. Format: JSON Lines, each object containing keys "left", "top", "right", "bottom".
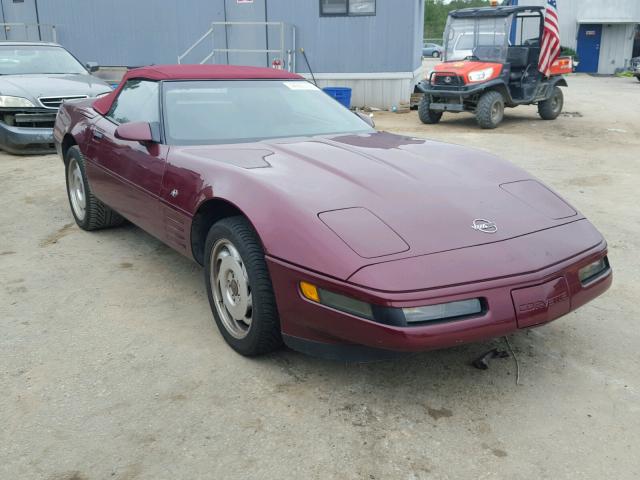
{"left": 1, "top": 74, "right": 639, "bottom": 480}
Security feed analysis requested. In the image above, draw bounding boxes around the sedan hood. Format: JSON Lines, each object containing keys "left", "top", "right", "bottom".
{"left": 0, "top": 74, "right": 111, "bottom": 103}
{"left": 178, "top": 131, "right": 581, "bottom": 273}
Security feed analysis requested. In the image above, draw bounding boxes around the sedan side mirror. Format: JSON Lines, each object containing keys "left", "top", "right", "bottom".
{"left": 85, "top": 61, "right": 99, "bottom": 73}
{"left": 115, "top": 121, "right": 156, "bottom": 143}
{"left": 356, "top": 111, "right": 375, "bottom": 128}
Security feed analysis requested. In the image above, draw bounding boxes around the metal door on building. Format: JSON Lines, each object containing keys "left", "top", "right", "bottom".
{"left": 576, "top": 24, "right": 602, "bottom": 73}
{"left": 0, "top": 0, "right": 41, "bottom": 41}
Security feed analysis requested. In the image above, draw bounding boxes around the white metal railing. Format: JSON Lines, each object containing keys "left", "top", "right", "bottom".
{"left": 0, "top": 23, "right": 57, "bottom": 43}
{"left": 178, "top": 21, "right": 296, "bottom": 72}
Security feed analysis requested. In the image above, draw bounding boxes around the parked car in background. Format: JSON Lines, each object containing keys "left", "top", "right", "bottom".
{"left": 54, "top": 64, "right": 611, "bottom": 361}
{"left": 632, "top": 56, "right": 640, "bottom": 81}
{"left": 422, "top": 42, "right": 443, "bottom": 58}
{"left": 0, "top": 42, "right": 111, "bottom": 154}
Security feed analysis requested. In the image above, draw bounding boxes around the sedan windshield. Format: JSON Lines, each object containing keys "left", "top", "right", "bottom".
{"left": 0, "top": 45, "right": 87, "bottom": 75}
{"left": 162, "top": 80, "right": 374, "bottom": 145}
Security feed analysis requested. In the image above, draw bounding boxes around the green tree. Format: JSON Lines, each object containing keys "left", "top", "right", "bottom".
{"left": 424, "top": 0, "right": 491, "bottom": 41}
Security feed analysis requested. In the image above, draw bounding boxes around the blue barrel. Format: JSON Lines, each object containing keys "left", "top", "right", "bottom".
{"left": 323, "top": 87, "right": 352, "bottom": 108}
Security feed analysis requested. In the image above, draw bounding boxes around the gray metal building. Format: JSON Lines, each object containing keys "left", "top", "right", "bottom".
{"left": 0, "top": 0, "right": 425, "bottom": 108}
{"left": 522, "top": 0, "right": 640, "bottom": 74}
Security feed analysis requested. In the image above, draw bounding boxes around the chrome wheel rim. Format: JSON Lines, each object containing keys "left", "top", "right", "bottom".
{"left": 210, "top": 239, "right": 252, "bottom": 339}
{"left": 67, "top": 158, "right": 86, "bottom": 221}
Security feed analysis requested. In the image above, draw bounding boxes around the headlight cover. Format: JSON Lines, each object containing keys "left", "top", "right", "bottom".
{"left": 299, "top": 281, "right": 483, "bottom": 326}
{"left": 300, "top": 281, "right": 374, "bottom": 319}
{"left": 467, "top": 67, "right": 494, "bottom": 83}
{"left": 403, "top": 299, "right": 483, "bottom": 324}
{"left": 578, "top": 257, "right": 609, "bottom": 284}
{"left": 0, "top": 95, "right": 36, "bottom": 108}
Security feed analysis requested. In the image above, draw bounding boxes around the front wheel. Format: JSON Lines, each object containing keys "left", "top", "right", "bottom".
{"left": 538, "top": 86, "right": 564, "bottom": 120}
{"left": 65, "top": 146, "right": 124, "bottom": 231}
{"left": 432, "top": 51, "right": 440, "bottom": 58}
{"left": 204, "top": 216, "right": 282, "bottom": 356}
{"left": 418, "top": 95, "right": 443, "bottom": 124}
{"left": 475, "top": 90, "right": 504, "bottom": 129}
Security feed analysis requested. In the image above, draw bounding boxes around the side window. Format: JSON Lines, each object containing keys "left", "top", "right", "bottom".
{"left": 320, "top": 0, "right": 375, "bottom": 16}
{"left": 107, "top": 80, "right": 159, "bottom": 124}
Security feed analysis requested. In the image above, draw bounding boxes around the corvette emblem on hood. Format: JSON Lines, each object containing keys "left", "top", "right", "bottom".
{"left": 471, "top": 219, "right": 498, "bottom": 234}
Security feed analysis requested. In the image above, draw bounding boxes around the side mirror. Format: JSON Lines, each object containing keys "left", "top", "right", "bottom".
{"left": 356, "top": 111, "right": 375, "bottom": 128}
{"left": 85, "top": 61, "right": 99, "bottom": 73}
{"left": 114, "top": 121, "right": 155, "bottom": 143}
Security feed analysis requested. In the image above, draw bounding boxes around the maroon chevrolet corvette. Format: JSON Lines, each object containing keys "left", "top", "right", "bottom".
{"left": 54, "top": 65, "right": 611, "bottom": 360}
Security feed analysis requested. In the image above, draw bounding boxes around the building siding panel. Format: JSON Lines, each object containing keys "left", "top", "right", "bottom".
{"left": 598, "top": 23, "right": 635, "bottom": 74}
{"left": 266, "top": 0, "right": 421, "bottom": 74}
{"left": 33, "top": 0, "right": 226, "bottom": 66}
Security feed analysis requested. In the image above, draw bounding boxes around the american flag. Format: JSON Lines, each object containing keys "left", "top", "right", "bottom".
{"left": 538, "top": 0, "right": 561, "bottom": 77}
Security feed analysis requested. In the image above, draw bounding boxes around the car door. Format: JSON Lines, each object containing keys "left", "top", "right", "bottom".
{"left": 87, "top": 79, "right": 169, "bottom": 239}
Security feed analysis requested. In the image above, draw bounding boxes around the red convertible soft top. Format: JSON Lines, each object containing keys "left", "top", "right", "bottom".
{"left": 93, "top": 64, "right": 303, "bottom": 115}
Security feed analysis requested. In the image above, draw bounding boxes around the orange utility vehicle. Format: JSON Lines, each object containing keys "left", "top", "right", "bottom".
{"left": 417, "top": 5, "right": 573, "bottom": 129}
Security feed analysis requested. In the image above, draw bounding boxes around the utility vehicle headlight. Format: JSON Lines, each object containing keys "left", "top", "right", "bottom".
{"left": 467, "top": 68, "right": 494, "bottom": 83}
{"left": 403, "top": 299, "right": 482, "bottom": 324}
{"left": 0, "top": 95, "right": 36, "bottom": 108}
{"left": 578, "top": 257, "right": 609, "bottom": 284}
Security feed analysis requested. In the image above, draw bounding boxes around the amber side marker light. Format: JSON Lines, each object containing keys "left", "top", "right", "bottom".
{"left": 299, "top": 281, "right": 374, "bottom": 319}
{"left": 300, "top": 281, "right": 320, "bottom": 302}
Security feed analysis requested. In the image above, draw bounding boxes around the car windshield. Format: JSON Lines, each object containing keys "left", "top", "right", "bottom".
{"left": 162, "top": 80, "right": 374, "bottom": 145}
{"left": 0, "top": 45, "right": 87, "bottom": 75}
{"left": 444, "top": 16, "right": 510, "bottom": 62}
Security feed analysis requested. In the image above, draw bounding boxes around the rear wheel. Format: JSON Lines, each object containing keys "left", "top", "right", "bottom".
{"left": 475, "top": 90, "right": 504, "bottom": 129}
{"left": 204, "top": 216, "right": 282, "bottom": 356}
{"left": 538, "top": 86, "right": 564, "bottom": 120}
{"left": 65, "top": 146, "right": 124, "bottom": 231}
{"left": 418, "top": 95, "right": 443, "bottom": 124}
{"left": 432, "top": 51, "right": 440, "bottom": 58}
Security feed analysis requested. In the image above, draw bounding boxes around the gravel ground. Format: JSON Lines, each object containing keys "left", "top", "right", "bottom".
{"left": 1, "top": 73, "right": 639, "bottom": 480}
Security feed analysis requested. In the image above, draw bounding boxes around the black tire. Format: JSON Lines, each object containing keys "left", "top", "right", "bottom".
{"left": 432, "top": 51, "right": 440, "bottom": 58}
{"left": 64, "top": 145, "right": 124, "bottom": 231}
{"left": 418, "top": 95, "right": 443, "bottom": 124}
{"left": 475, "top": 90, "right": 505, "bottom": 129}
{"left": 204, "top": 216, "right": 282, "bottom": 356}
{"left": 538, "top": 86, "right": 564, "bottom": 120}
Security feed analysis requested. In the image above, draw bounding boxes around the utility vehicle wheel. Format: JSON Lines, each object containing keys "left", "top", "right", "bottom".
{"left": 432, "top": 51, "right": 440, "bottom": 58}
{"left": 204, "top": 216, "right": 282, "bottom": 356}
{"left": 538, "top": 86, "right": 564, "bottom": 120}
{"left": 418, "top": 95, "right": 443, "bottom": 124}
{"left": 65, "top": 146, "right": 124, "bottom": 231}
{"left": 475, "top": 91, "right": 504, "bottom": 129}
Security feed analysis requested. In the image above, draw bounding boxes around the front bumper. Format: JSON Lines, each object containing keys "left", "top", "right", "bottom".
{"left": 0, "top": 122, "right": 55, "bottom": 155}
{"left": 267, "top": 235, "right": 611, "bottom": 360}
{"left": 417, "top": 78, "right": 498, "bottom": 98}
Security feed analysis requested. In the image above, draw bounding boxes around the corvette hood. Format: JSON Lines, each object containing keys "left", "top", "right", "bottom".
{"left": 259, "top": 132, "right": 580, "bottom": 258}
{"left": 175, "top": 131, "right": 583, "bottom": 279}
